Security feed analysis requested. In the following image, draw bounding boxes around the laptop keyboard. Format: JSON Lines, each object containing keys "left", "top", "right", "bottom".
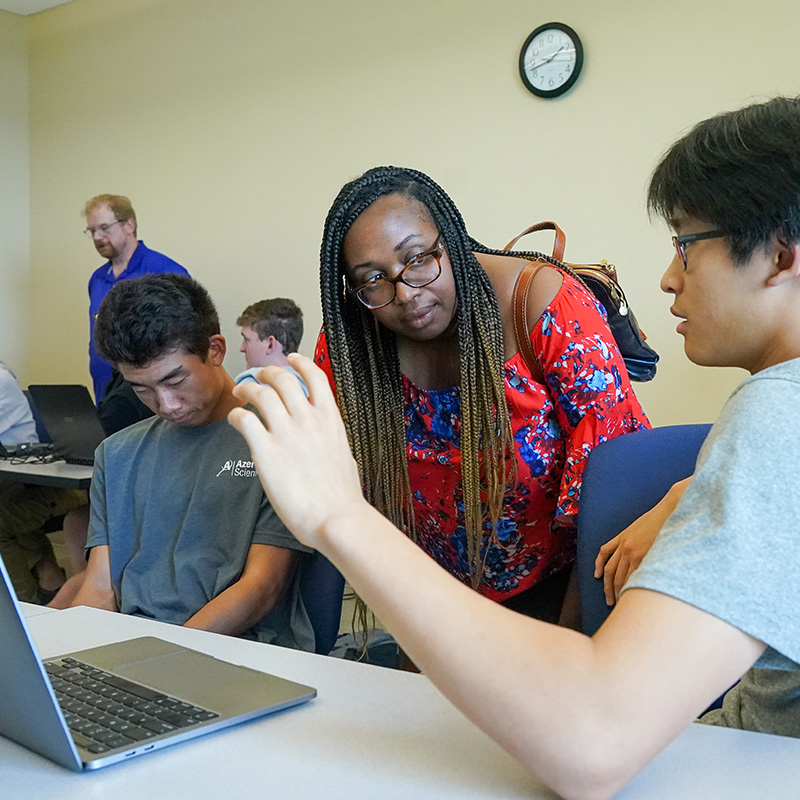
{"left": 64, "top": 456, "right": 94, "bottom": 466}
{"left": 45, "top": 657, "right": 219, "bottom": 754}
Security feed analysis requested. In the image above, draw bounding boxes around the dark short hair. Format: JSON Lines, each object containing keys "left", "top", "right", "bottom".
{"left": 94, "top": 274, "right": 219, "bottom": 367}
{"left": 236, "top": 297, "right": 303, "bottom": 353}
{"left": 648, "top": 96, "right": 800, "bottom": 263}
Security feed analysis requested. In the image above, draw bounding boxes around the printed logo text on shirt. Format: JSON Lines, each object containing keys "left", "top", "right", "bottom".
{"left": 216, "top": 459, "right": 257, "bottom": 478}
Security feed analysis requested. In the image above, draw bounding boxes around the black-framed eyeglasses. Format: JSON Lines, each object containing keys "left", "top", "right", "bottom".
{"left": 672, "top": 230, "right": 725, "bottom": 268}
{"left": 349, "top": 236, "right": 446, "bottom": 309}
{"left": 84, "top": 220, "right": 124, "bottom": 238}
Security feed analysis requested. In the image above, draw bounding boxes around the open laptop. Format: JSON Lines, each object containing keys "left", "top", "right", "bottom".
{"left": 0, "top": 556, "right": 316, "bottom": 771}
{"left": 26, "top": 385, "right": 107, "bottom": 466}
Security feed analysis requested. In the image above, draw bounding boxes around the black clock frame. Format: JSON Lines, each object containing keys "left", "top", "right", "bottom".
{"left": 519, "top": 22, "right": 584, "bottom": 99}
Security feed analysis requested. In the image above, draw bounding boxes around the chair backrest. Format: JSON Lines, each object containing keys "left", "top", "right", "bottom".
{"left": 22, "top": 390, "right": 51, "bottom": 443}
{"left": 576, "top": 424, "right": 712, "bottom": 635}
{"left": 299, "top": 551, "right": 345, "bottom": 655}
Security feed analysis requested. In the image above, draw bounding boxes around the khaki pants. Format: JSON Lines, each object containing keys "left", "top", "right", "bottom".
{"left": 0, "top": 483, "right": 87, "bottom": 602}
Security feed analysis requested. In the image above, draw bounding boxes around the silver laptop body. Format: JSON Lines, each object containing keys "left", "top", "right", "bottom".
{"left": 0, "top": 556, "right": 316, "bottom": 771}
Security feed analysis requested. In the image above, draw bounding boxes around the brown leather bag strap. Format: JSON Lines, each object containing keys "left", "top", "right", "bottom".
{"left": 512, "top": 260, "right": 548, "bottom": 385}
{"left": 504, "top": 221, "right": 566, "bottom": 261}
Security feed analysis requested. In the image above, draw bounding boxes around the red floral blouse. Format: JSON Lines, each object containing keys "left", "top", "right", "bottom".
{"left": 316, "top": 273, "right": 649, "bottom": 601}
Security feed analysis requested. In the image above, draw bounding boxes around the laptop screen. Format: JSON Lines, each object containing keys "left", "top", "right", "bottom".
{"left": 26, "top": 385, "right": 106, "bottom": 464}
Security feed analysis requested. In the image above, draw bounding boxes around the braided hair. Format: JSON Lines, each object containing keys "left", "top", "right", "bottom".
{"left": 321, "top": 166, "right": 533, "bottom": 590}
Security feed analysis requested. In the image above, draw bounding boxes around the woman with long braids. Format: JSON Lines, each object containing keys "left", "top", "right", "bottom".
{"left": 315, "top": 166, "right": 649, "bottom": 623}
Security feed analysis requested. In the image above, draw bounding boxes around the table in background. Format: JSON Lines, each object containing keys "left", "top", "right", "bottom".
{"left": 0, "top": 458, "right": 92, "bottom": 489}
{"left": 4, "top": 606, "right": 800, "bottom": 800}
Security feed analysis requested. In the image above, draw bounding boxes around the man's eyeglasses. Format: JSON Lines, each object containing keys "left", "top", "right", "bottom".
{"left": 350, "top": 236, "right": 446, "bottom": 310}
{"left": 84, "top": 220, "right": 125, "bottom": 238}
{"left": 672, "top": 230, "right": 725, "bottom": 268}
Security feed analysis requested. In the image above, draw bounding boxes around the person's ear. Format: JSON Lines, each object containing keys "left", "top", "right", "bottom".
{"left": 207, "top": 334, "right": 227, "bottom": 365}
{"left": 767, "top": 237, "right": 800, "bottom": 287}
{"left": 264, "top": 335, "right": 277, "bottom": 353}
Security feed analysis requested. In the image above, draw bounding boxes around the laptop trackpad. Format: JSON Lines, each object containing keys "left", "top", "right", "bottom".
{"left": 73, "top": 636, "right": 314, "bottom": 713}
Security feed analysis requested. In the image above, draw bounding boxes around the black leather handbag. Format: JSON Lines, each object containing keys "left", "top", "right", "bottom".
{"left": 505, "top": 221, "right": 659, "bottom": 382}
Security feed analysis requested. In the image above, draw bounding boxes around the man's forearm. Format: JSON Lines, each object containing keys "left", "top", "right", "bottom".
{"left": 183, "top": 547, "right": 294, "bottom": 636}
{"left": 70, "top": 545, "right": 118, "bottom": 612}
{"left": 183, "top": 581, "right": 279, "bottom": 636}
{"left": 316, "top": 507, "right": 612, "bottom": 796}
{"left": 71, "top": 579, "right": 118, "bottom": 612}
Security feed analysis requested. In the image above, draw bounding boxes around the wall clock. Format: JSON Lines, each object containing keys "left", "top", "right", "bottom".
{"left": 519, "top": 22, "right": 584, "bottom": 98}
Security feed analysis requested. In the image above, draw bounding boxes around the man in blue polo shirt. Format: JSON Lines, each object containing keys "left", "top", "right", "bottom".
{"left": 83, "top": 194, "right": 189, "bottom": 403}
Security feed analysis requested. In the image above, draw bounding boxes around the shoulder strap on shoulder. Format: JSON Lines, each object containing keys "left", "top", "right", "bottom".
{"left": 512, "top": 261, "right": 548, "bottom": 385}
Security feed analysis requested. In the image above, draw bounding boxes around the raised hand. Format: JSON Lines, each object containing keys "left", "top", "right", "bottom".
{"left": 228, "top": 355, "right": 365, "bottom": 550}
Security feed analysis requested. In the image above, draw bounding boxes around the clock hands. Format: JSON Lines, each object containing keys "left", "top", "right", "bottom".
{"left": 526, "top": 43, "right": 573, "bottom": 71}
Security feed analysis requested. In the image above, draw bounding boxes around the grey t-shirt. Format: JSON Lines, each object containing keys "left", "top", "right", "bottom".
{"left": 234, "top": 365, "right": 309, "bottom": 397}
{"left": 87, "top": 413, "right": 314, "bottom": 651}
{"left": 625, "top": 357, "right": 800, "bottom": 735}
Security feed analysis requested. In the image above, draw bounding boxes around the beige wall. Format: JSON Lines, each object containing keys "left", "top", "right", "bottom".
{"left": 0, "top": 9, "right": 30, "bottom": 375}
{"left": 8, "top": 0, "right": 800, "bottom": 422}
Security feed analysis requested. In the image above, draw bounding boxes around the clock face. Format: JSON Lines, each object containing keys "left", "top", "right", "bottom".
{"left": 519, "top": 23, "right": 583, "bottom": 98}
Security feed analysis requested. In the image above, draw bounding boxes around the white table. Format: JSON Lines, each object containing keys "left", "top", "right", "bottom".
{"left": 0, "top": 458, "right": 92, "bottom": 489}
{"left": 4, "top": 606, "right": 800, "bottom": 799}
{"left": 20, "top": 601, "right": 60, "bottom": 619}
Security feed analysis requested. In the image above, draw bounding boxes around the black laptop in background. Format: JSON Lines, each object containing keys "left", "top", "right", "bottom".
{"left": 27, "top": 385, "right": 107, "bottom": 466}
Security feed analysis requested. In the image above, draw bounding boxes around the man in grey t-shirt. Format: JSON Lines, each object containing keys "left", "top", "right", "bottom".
{"left": 73, "top": 274, "right": 314, "bottom": 651}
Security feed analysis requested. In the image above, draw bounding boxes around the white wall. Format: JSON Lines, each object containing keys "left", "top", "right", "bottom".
{"left": 0, "top": 9, "right": 30, "bottom": 376}
{"left": 11, "top": 0, "right": 800, "bottom": 423}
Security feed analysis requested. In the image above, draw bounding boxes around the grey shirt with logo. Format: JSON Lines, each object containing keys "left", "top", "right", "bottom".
{"left": 87, "top": 412, "right": 314, "bottom": 651}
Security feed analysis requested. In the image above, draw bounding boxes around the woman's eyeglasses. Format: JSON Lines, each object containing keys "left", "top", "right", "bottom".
{"left": 350, "top": 236, "right": 445, "bottom": 309}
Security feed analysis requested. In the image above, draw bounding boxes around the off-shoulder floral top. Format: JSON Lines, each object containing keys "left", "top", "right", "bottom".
{"left": 316, "top": 272, "right": 649, "bottom": 601}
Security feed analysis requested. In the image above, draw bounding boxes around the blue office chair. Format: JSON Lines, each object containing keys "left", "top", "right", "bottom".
{"left": 299, "top": 552, "right": 345, "bottom": 656}
{"left": 576, "top": 424, "right": 712, "bottom": 636}
{"left": 22, "top": 390, "right": 51, "bottom": 443}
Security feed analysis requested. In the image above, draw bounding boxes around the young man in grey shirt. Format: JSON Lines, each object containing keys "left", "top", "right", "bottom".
{"left": 73, "top": 274, "right": 313, "bottom": 651}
